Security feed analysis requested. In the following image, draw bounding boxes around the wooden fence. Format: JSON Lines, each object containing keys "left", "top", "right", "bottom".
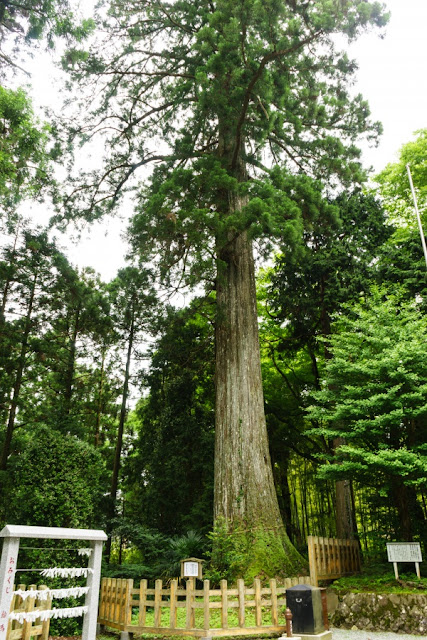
{"left": 307, "top": 536, "right": 361, "bottom": 585}
{"left": 98, "top": 575, "right": 315, "bottom": 637}
{"left": 7, "top": 585, "right": 51, "bottom": 640}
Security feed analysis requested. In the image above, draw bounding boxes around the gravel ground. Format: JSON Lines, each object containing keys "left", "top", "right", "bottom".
{"left": 330, "top": 628, "right": 424, "bottom": 640}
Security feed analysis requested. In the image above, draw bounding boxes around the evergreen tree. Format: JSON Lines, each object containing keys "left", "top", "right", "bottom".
{"left": 5, "top": 425, "right": 105, "bottom": 528}
{"left": 375, "top": 128, "right": 427, "bottom": 227}
{"left": 0, "top": 229, "right": 60, "bottom": 478}
{"left": 0, "top": 87, "right": 51, "bottom": 213}
{"left": 0, "top": 0, "right": 94, "bottom": 75}
{"left": 125, "top": 300, "right": 215, "bottom": 537}
{"left": 105, "top": 266, "right": 158, "bottom": 558}
{"left": 262, "top": 191, "right": 390, "bottom": 538}
{"left": 60, "top": 0, "right": 388, "bottom": 575}
{"left": 308, "top": 291, "right": 427, "bottom": 543}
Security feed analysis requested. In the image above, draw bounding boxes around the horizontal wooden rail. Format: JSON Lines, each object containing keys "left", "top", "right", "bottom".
{"left": 308, "top": 535, "right": 361, "bottom": 585}
{"left": 98, "top": 575, "right": 315, "bottom": 637}
{"left": 7, "top": 585, "right": 52, "bottom": 640}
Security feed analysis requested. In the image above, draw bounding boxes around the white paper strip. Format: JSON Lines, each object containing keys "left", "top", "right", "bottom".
{"left": 77, "top": 548, "right": 92, "bottom": 558}
{"left": 41, "top": 567, "right": 93, "bottom": 578}
{"left": 9, "top": 606, "right": 88, "bottom": 624}
{"left": 13, "top": 587, "right": 90, "bottom": 601}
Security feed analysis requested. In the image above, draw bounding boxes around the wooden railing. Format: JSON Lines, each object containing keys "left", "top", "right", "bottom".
{"left": 7, "top": 585, "right": 51, "bottom": 640}
{"left": 98, "top": 575, "right": 315, "bottom": 637}
{"left": 307, "top": 536, "right": 361, "bottom": 585}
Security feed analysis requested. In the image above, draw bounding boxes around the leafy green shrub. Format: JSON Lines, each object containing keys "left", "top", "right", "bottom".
{"left": 204, "top": 517, "right": 245, "bottom": 585}
{"left": 108, "top": 521, "right": 207, "bottom": 581}
{"left": 5, "top": 425, "right": 105, "bottom": 528}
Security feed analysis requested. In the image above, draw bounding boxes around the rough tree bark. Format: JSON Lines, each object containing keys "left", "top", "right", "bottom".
{"left": 214, "top": 187, "right": 306, "bottom": 578}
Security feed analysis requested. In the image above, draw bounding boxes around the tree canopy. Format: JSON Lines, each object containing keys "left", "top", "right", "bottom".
{"left": 0, "top": 0, "right": 94, "bottom": 74}
{"left": 308, "top": 290, "right": 427, "bottom": 542}
{"left": 53, "top": 0, "right": 390, "bottom": 577}
{"left": 375, "top": 128, "right": 427, "bottom": 227}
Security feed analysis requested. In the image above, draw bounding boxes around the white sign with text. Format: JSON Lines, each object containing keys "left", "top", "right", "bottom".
{"left": 386, "top": 542, "right": 422, "bottom": 579}
{"left": 386, "top": 542, "right": 422, "bottom": 563}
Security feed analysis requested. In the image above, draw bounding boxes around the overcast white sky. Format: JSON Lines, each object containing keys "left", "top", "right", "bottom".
{"left": 21, "top": 0, "right": 427, "bottom": 281}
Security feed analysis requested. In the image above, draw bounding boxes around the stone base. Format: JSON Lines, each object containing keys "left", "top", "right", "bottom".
{"left": 297, "top": 632, "right": 332, "bottom": 640}
{"left": 281, "top": 632, "right": 330, "bottom": 640}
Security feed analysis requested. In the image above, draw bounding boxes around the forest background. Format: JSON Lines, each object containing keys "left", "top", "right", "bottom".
{"left": 1, "top": 0, "right": 427, "bottom": 603}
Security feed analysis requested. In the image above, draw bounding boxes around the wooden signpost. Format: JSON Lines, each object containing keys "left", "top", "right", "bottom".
{"left": 386, "top": 542, "right": 422, "bottom": 579}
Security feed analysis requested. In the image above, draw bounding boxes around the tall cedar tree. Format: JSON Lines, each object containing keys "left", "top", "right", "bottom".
{"left": 62, "top": 0, "right": 388, "bottom": 576}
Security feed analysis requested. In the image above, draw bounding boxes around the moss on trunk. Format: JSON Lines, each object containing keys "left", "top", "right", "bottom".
{"left": 214, "top": 216, "right": 307, "bottom": 579}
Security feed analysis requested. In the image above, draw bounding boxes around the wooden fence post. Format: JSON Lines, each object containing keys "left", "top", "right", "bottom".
{"left": 254, "top": 579, "right": 261, "bottom": 627}
{"left": 22, "top": 585, "right": 36, "bottom": 640}
{"left": 170, "top": 580, "right": 178, "bottom": 630}
{"left": 124, "top": 579, "right": 133, "bottom": 626}
{"left": 307, "top": 536, "right": 318, "bottom": 586}
{"left": 270, "top": 579, "right": 278, "bottom": 626}
{"left": 220, "top": 580, "right": 228, "bottom": 630}
{"left": 237, "top": 579, "right": 245, "bottom": 628}
{"left": 138, "top": 580, "right": 147, "bottom": 627}
{"left": 185, "top": 579, "right": 193, "bottom": 630}
{"left": 40, "top": 585, "right": 52, "bottom": 640}
{"left": 108, "top": 578, "right": 114, "bottom": 623}
{"left": 203, "top": 580, "right": 210, "bottom": 632}
{"left": 154, "top": 580, "right": 162, "bottom": 628}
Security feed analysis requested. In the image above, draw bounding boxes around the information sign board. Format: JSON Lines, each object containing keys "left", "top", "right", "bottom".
{"left": 386, "top": 542, "right": 422, "bottom": 563}
{"left": 183, "top": 561, "right": 199, "bottom": 577}
{"left": 386, "top": 542, "right": 422, "bottom": 579}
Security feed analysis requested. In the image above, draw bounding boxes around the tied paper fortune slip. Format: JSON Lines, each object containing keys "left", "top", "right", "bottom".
{"left": 13, "top": 586, "right": 90, "bottom": 601}
{"left": 41, "top": 567, "right": 94, "bottom": 578}
{"left": 9, "top": 606, "right": 89, "bottom": 624}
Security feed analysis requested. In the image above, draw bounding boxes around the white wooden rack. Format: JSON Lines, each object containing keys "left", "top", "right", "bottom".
{"left": 0, "top": 525, "right": 107, "bottom": 640}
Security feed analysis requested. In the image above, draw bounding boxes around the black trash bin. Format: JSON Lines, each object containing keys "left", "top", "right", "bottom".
{"left": 286, "top": 584, "right": 324, "bottom": 635}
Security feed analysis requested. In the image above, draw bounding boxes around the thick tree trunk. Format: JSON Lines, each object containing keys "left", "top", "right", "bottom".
{"left": 335, "top": 477, "right": 355, "bottom": 538}
{"left": 392, "top": 482, "right": 413, "bottom": 541}
{"left": 214, "top": 219, "right": 306, "bottom": 578}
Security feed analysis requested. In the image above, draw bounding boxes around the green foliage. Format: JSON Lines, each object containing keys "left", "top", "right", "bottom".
{"left": 106, "top": 522, "right": 206, "bottom": 580}
{"left": 205, "top": 516, "right": 308, "bottom": 585}
{"left": 376, "top": 226, "right": 427, "bottom": 310}
{"left": 205, "top": 517, "right": 246, "bottom": 584}
{"left": 4, "top": 425, "right": 105, "bottom": 527}
{"left": 375, "top": 128, "right": 427, "bottom": 227}
{"left": 331, "top": 565, "right": 427, "bottom": 594}
{"left": 257, "top": 191, "right": 391, "bottom": 543}
{"left": 0, "top": 86, "right": 51, "bottom": 211}
{"left": 0, "top": 0, "right": 95, "bottom": 75}
{"left": 62, "top": 0, "right": 388, "bottom": 236}
{"left": 124, "top": 300, "right": 215, "bottom": 536}
{"left": 308, "top": 289, "right": 427, "bottom": 540}
{"left": 266, "top": 190, "right": 391, "bottom": 355}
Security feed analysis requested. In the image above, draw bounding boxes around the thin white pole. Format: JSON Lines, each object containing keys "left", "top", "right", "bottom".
{"left": 406, "top": 163, "right": 427, "bottom": 268}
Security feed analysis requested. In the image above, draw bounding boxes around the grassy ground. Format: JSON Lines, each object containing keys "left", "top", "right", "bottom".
{"left": 130, "top": 604, "right": 286, "bottom": 628}
{"left": 328, "top": 564, "right": 427, "bottom": 594}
